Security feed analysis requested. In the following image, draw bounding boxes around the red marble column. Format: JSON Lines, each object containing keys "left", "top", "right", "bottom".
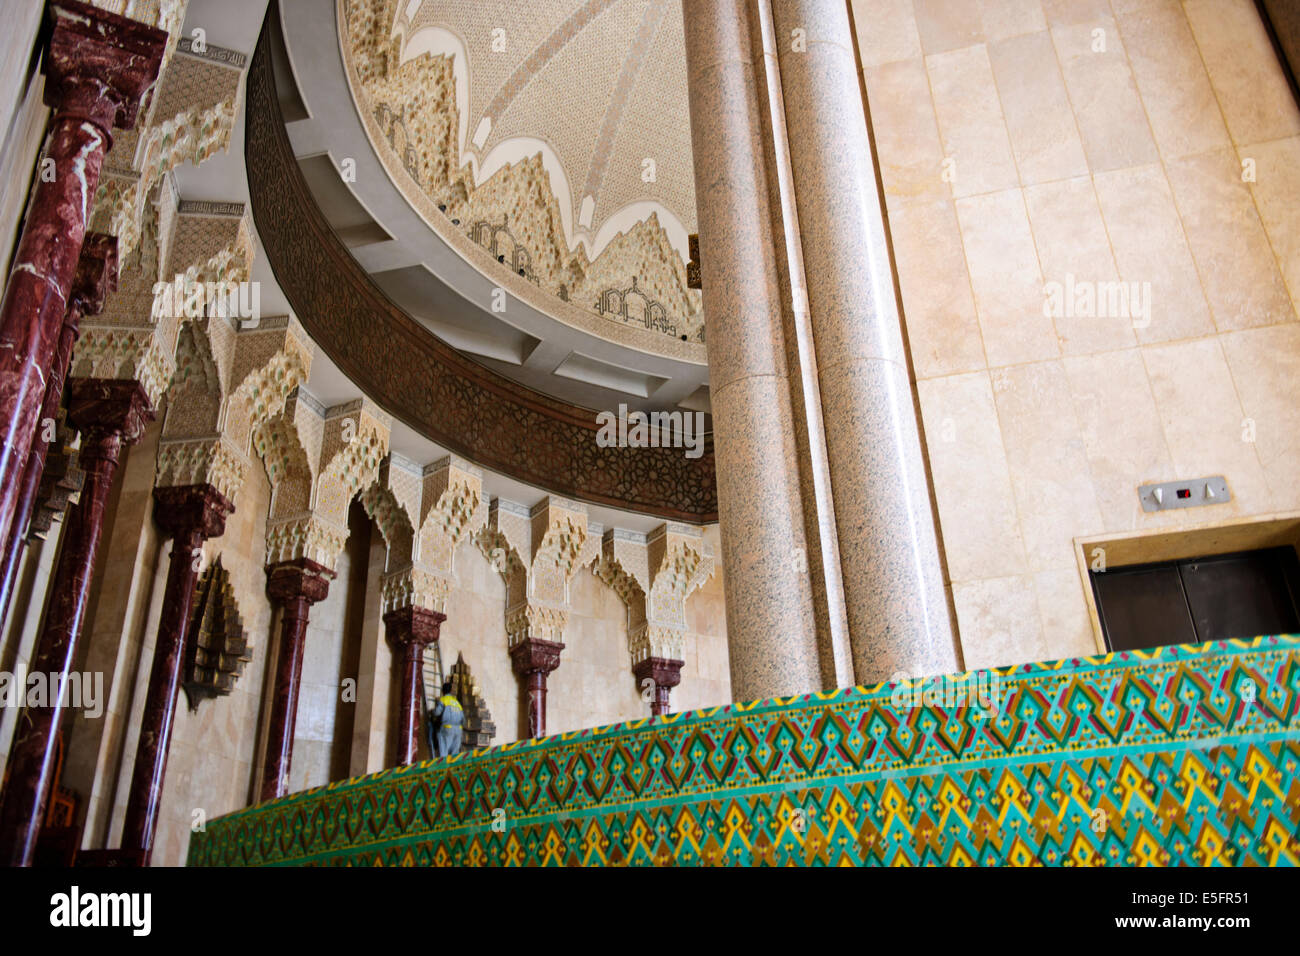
{"left": 0, "top": 3, "right": 164, "bottom": 560}
{"left": 509, "top": 638, "right": 564, "bottom": 739}
{"left": 260, "top": 558, "right": 334, "bottom": 803}
{"left": 0, "top": 233, "right": 117, "bottom": 626}
{"left": 120, "top": 484, "right": 233, "bottom": 863}
{"left": 633, "top": 657, "right": 685, "bottom": 717}
{"left": 0, "top": 379, "right": 154, "bottom": 866}
{"left": 383, "top": 605, "right": 446, "bottom": 765}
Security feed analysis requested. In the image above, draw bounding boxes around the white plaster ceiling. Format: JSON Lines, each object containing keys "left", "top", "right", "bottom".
{"left": 167, "top": 0, "right": 693, "bottom": 531}
{"left": 395, "top": 0, "right": 697, "bottom": 263}
{"left": 276, "top": 0, "right": 711, "bottom": 416}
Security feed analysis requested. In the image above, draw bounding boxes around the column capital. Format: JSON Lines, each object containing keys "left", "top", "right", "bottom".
{"left": 509, "top": 637, "right": 565, "bottom": 678}
{"left": 68, "top": 233, "right": 118, "bottom": 318}
{"left": 45, "top": 1, "right": 168, "bottom": 134}
{"left": 151, "top": 483, "right": 234, "bottom": 541}
{"left": 632, "top": 656, "right": 685, "bottom": 691}
{"left": 382, "top": 605, "right": 446, "bottom": 649}
{"left": 65, "top": 378, "right": 155, "bottom": 447}
{"left": 634, "top": 656, "right": 685, "bottom": 717}
{"left": 265, "top": 557, "right": 334, "bottom": 607}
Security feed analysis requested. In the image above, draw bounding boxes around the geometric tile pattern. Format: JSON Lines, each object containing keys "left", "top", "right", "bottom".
{"left": 188, "top": 635, "right": 1300, "bottom": 866}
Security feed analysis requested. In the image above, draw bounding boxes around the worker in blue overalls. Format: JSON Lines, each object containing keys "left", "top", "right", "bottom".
{"left": 429, "top": 680, "right": 464, "bottom": 758}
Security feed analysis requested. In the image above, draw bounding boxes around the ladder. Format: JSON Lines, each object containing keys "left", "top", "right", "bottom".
{"left": 418, "top": 642, "right": 444, "bottom": 760}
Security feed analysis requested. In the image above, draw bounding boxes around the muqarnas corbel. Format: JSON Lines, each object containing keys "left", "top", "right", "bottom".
{"left": 183, "top": 556, "right": 253, "bottom": 710}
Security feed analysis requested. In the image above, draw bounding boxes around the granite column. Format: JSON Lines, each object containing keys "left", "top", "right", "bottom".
{"left": 770, "top": 0, "right": 956, "bottom": 681}
{"left": 683, "top": 0, "right": 825, "bottom": 702}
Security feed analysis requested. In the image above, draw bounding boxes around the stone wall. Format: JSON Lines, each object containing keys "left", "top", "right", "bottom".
{"left": 0, "top": 418, "right": 729, "bottom": 864}
{"left": 0, "top": 0, "right": 47, "bottom": 278}
{"left": 145, "top": 460, "right": 278, "bottom": 866}
{"left": 853, "top": 0, "right": 1300, "bottom": 668}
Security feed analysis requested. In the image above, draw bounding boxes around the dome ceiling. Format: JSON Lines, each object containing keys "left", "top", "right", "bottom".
{"left": 342, "top": 0, "right": 704, "bottom": 343}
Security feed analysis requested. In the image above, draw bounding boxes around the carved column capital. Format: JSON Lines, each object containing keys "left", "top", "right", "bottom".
{"left": 382, "top": 605, "right": 446, "bottom": 650}
{"left": 68, "top": 234, "right": 118, "bottom": 318}
{"left": 152, "top": 483, "right": 233, "bottom": 541}
{"left": 505, "top": 603, "right": 569, "bottom": 647}
{"left": 66, "top": 378, "right": 155, "bottom": 457}
{"left": 509, "top": 637, "right": 565, "bottom": 678}
{"left": 384, "top": 604, "right": 446, "bottom": 766}
{"left": 634, "top": 656, "right": 685, "bottom": 717}
{"left": 45, "top": 1, "right": 168, "bottom": 134}
{"left": 381, "top": 566, "right": 451, "bottom": 615}
{"left": 510, "top": 637, "right": 564, "bottom": 739}
{"left": 632, "top": 656, "right": 685, "bottom": 691}
{"left": 265, "top": 557, "right": 334, "bottom": 607}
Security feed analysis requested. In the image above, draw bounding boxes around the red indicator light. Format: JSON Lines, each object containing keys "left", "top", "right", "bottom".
{"left": 1176, "top": 488, "right": 1191, "bottom": 499}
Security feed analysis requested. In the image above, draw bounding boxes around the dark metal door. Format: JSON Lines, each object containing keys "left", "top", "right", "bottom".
{"left": 1090, "top": 546, "right": 1300, "bottom": 652}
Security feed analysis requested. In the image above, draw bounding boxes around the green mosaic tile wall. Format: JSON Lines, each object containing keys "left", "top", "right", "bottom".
{"left": 188, "top": 635, "right": 1300, "bottom": 866}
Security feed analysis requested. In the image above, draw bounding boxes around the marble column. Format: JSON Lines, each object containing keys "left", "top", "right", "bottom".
{"left": 0, "top": 379, "right": 154, "bottom": 866}
{"left": 509, "top": 638, "right": 563, "bottom": 739}
{"left": 770, "top": 0, "right": 956, "bottom": 682}
{"left": 0, "top": 3, "right": 164, "bottom": 560}
{"left": 383, "top": 605, "right": 445, "bottom": 765}
{"left": 633, "top": 657, "right": 684, "bottom": 717}
{"left": 683, "top": 0, "right": 824, "bottom": 702}
{"left": 260, "top": 558, "right": 334, "bottom": 802}
{"left": 0, "top": 234, "right": 117, "bottom": 626}
{"left": 120, "top": 484, "right": 233, "bottom": 863}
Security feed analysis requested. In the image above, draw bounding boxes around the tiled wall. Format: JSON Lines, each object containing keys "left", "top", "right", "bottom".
{"left": 189, "top": 634, "right": 1300, "bottom": 868}
{"left": 853, "top": 0, "right": 1300, "bottom": 668}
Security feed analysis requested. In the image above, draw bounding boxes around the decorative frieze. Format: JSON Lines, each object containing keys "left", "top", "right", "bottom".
{"left": 264, "top": 513, "right": 350, "bottom": 569}
{"left": 154, "top": 436, "right": 246, "bottom": 502}
{"left": 255, "top": 391, "right": 391, "bottom": 571}
{"left": 68, "top": 325, "right": 176, "bottom": 408}
{"left": 594, "top": 523, "right": 713, "bottom": 708}
{"left": 380, "top": 565, "right": 450, "bottom": 615}
{"left": 480, "top": 496, "right": 600, "bottom": 650}
{"left": 176, "top": 200, "right": 246, "bottom": 217}
{"left": 175, "top": 37, "right": 248, "bottom": 70}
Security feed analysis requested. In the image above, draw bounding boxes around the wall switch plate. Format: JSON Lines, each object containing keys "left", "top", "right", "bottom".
{"left": 1138, "top": 476, "right": 1230, "bottom": 512}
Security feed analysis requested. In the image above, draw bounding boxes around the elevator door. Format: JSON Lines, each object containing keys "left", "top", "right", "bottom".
{"left": 1089, "top": 546, "right": 1300, "bottom": 652}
